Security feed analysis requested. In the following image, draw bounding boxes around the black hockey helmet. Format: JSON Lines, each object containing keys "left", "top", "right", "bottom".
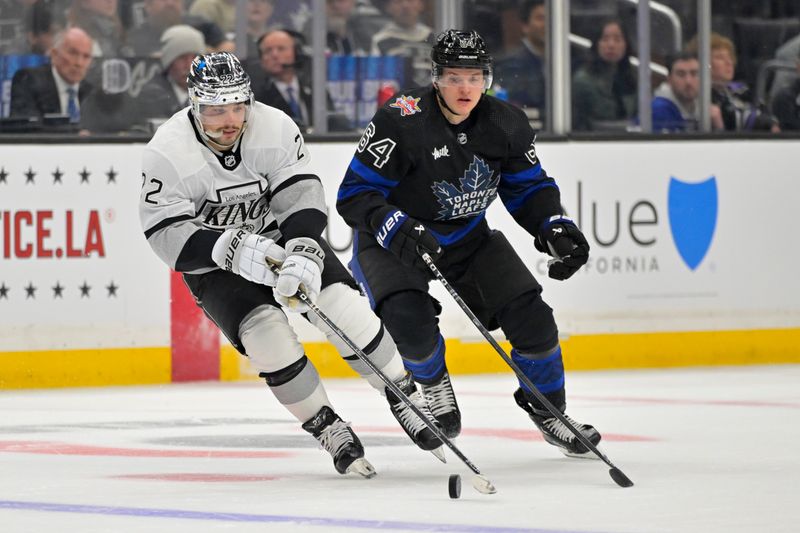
{"left": 431, "top": 29, "right": 493, "bottom": 89}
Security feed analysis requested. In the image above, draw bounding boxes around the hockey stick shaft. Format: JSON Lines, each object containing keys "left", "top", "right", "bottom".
{"left": 420, "top": 251, "right": 633, "bottom": 487}
{"left": 276, "top": 276, "right": 487, "bottom": 477}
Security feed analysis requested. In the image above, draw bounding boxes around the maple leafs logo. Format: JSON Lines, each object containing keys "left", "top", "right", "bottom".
{"left": 432, "top": 156, "right": 499, "bottom": 220}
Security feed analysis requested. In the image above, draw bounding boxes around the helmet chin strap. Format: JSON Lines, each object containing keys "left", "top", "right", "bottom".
{"left": 433, "top": 83, "right": 459, "bottom": 116}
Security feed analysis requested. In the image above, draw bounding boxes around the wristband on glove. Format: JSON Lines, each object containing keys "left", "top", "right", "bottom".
{"left": 372, "top": 208, "right": 442, "bottom": 268}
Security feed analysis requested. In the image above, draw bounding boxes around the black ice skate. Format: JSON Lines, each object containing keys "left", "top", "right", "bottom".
{"left": 513, "top": 388, "right": 601, "bottom": 459}
{"left": 302, "top": 406, "right": 376, "bottom": 478}
{"left": 420, "top": 372, "right": 461, "bottom": 439}
{"left": 386, "top": 372, "right": 446, "bottom": 462}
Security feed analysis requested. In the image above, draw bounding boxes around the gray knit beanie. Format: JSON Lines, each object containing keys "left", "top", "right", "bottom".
{"left": 160, "top": 25, "right": 205, "bottom": 71}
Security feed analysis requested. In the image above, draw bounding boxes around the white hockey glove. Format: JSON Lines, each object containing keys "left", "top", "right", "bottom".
{"left": 275, "top": 237, "right": 325, "bottom": 313}
{"left": 211, "top": 228, "right": 286, "bottom": 286}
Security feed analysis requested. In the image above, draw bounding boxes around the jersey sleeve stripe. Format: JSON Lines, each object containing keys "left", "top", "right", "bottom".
{"left": 338, "top": 167, "right": 394, "bottom": 200}
{"left": 501, "top": 163, "right": 542, "bottom": 184}
{"left": 347, "top": 157, "right": 398, "bottom": 187}
{"left": 271, "top": 173, "right": 321, "bottom": 196}
{"left": 144, "top": 213, "right": 195, "bottom": 239}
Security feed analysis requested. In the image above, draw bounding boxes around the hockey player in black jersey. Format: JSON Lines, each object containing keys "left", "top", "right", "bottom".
{"left": 138, "top": 52, "right": 444, "bottom": 478}
{"left": 337, "top": 30, "right": 601, "bottom": 457}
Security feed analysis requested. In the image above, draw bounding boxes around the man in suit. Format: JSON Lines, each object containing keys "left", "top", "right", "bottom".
{"left": 253, "top": 28, "right": 352, "bottom": 132}
{"left": 9, "top": 27, "right": 94, "bottom": 122}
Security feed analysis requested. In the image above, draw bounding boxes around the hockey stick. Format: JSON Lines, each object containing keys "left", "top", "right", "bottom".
{"left": 419, "top": 250, "right": 634, "bottom": 488}
{"left": 273, "top": 269, "right": 496, "bottom": 494}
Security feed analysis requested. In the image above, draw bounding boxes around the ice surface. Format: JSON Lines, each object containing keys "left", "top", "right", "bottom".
{"left": 1, "top": 366, "right": 798, "bottom": 532}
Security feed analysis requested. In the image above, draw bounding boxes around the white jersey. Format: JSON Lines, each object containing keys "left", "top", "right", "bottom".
{"left": 139, "top": 102, "right": 325, "bottom": 273}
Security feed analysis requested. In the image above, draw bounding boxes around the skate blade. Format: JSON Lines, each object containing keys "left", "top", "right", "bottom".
{"left": 561, "top": 443, "right": 603, "bottom": 460}
{"left": 346, "top": 458, "right": 377, "bottom": 478}
{"left": 430, "top": 446, "right": 446, "bottom": 463}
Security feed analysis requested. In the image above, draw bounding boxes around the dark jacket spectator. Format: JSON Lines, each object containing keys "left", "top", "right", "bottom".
{"left": 125, "top": 0, "right": 216, "bottom": 58}
{"left": 10, "top": 27, "right": 94, "bottom": 121}
{"left": 370, "top": 0, "right": 433, "bottom": 88}
{"left": 494, "top": 0, "right": 546, "bottom": 115}
{"left": 67, "top": 0, "right": 126, "bottom": 57}
{"left": 136, "top": 24, "right": 206, "bottom": 121}
{"left": 253, "top": 29, "right": 351, "bottom": 132}
{"left": 572, "top": 19, "right": 637, "bottom": 131}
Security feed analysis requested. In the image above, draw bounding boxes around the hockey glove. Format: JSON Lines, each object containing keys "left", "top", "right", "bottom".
{"left": 371, "top": 209, "right": 442, "bottom": 269}
{"left": 211, "top": 228, "right": 286, "bottom": 286}
{"left": 275, "top": 237, "right": 324, "bottom": 313}
{"left": 534, "top": 215, "right": 589, "bottom": 281}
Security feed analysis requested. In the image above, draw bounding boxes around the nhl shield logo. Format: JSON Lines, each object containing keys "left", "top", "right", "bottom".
{"left": 668, "top": 176, "right": 718, "bottom": 270}
{"left": 224, "top": 154, "right": 236, "bottom": 168}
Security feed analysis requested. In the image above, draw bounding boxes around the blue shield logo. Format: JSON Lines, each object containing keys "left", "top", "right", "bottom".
{"left": 668, "top": 176, "right": 718, "bottom": 270}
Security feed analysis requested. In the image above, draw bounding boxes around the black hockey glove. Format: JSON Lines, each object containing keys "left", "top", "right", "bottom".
{"left": 371, "top": 208, "right": 442, "bottom": 269}
{"left": 534, "top": 215, "right": 589, "bottom": 280}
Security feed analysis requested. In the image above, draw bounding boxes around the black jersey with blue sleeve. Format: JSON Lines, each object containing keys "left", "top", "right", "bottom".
{"left": 336, "top": 85, "right": 564, "bottom": 249}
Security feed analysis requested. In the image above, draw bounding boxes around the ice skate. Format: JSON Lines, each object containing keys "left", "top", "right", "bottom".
{"left": 420, "top": 372, "right": 461, "bottom": 439}
{"left": 514, "top": 388, "right": 601, "bottom": 459}
{"left": 387, "top": 372, "right": 446, "bottom": 462}
{"left": 302, "top": 406, "right": 376, "bottom": 477}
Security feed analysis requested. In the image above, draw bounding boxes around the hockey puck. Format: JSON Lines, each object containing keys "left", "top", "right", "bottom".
{"left": 448, "top": 474, "right": 461, "bottom": 499}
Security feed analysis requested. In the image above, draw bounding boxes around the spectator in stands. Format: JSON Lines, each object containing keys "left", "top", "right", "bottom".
{"left": 136, "top": 24, "right": 205, "bottom": 120}
{"left": 325, "top": 0, "right": 366, "bottom": 55}
{"left": 253, "top": 28, "right": 350, "bottom": 132}
{"left": 189, "top": 0, "right": 235, "bottom": 34}
{"left": 652, "top": 52, "right": 703, "bottom": 132}
{"left": 9, "top": 26, "right": 93, "bottom": 121}
{"left": 194, "top": 17, "right": 234, "bottom": 53}
{"left": 253, "top": 29, "right": 311, "bottom": 126}
{"left": 22, "top": 0, "right": 57, "bottom": 55}
{"left": 771, "top": 47, "right": 800, "bottom": 130}
{"left": 688, "top": 32, "right": 778, "bottom": 132}
{"left": 572, "top": 18, "right": 637, "bottom": 131}
{"left": 769, "top": 24, "right": 800, "bottom": 100}
{"left": 493, "top": 0, "right": 546, "bottom": 117}
{"left": 371, "top": 0, "right": 434, "bottom": 87}
{"left": 269, "top": 0, "right": 310, "bottom": 33}
{"left": 67, "top": 0, "right": 126, "bottom": 57}
{"left": 125, "top": 0, "right": 186, "bottom": 57}
{"left": 245, "top": 0, "right": 274, "bottom": 59}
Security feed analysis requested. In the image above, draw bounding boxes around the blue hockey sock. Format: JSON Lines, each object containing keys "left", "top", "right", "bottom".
{"left": 512, "top": 346, "right": 565, "bottom": 395}
{"left": 402, "top": 334, "right": 446, "bottom": 384}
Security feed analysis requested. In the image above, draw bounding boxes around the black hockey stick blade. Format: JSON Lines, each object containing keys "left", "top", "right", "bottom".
{"left": 609, "top": 467, "right": 634, "bottom": 488}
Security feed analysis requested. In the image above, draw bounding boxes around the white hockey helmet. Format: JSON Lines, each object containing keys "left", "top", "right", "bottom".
{"left": 187, "top": 52, "right": 254, "bottom": 144}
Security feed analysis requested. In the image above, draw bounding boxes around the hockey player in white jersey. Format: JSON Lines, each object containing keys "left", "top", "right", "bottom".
{"left": 138, "top": 52, "right": 443, "bottom": 477}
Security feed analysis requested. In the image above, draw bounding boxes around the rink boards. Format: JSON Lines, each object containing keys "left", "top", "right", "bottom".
{"left": 0, "top": 139, "right": 798, "bottom": 388}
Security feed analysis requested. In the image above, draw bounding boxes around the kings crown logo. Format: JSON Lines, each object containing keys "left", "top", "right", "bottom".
{"left": 432, "top": 156, "right": 499, "bottom": 220}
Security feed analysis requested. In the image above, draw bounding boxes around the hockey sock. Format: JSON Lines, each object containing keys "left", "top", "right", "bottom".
{"left": 402, "top": 334, "right": 447, "bottom": 385}
{"left": 512, "top": 346, "right": 566, "bottom": 409}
